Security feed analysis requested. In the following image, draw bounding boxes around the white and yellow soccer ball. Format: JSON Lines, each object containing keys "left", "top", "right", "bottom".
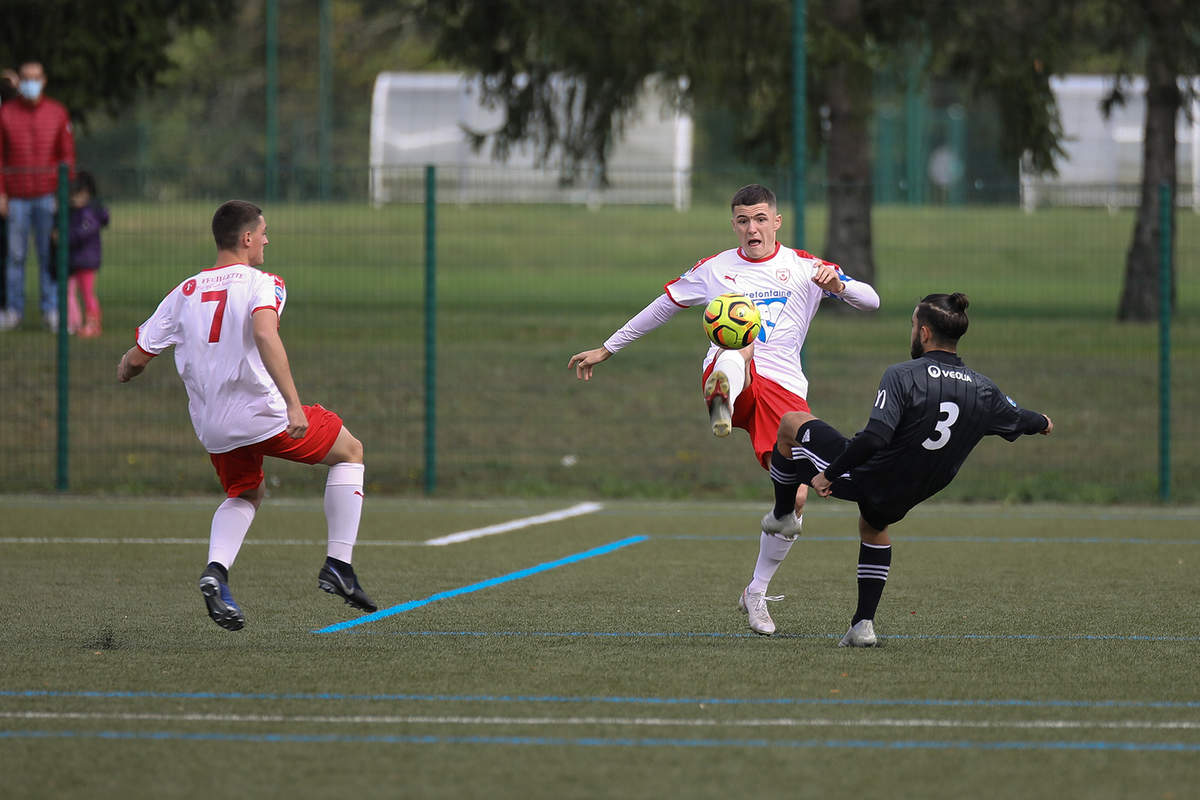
{"left": 702, "top": 292, "right": 762, "bottom": 350}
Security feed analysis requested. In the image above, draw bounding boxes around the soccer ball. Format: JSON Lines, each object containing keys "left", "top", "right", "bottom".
{"left": 702, "top": 293, "right": 761, "bottom": 350}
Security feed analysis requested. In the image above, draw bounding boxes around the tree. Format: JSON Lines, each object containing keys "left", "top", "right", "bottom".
{"left": 0, "top": 0, "right": 234, "bottom": 125}
{"left": 1084, "top": 0, "right": 1200, "bottom": 321}
{"left": 417, "top": 0, "right": 1085, "bottom": 288}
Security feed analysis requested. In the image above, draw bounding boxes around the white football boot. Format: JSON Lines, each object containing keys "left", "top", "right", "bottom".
{"left": 704, "top": 370, "right": 732, "bottom": 438}
{"left": 761, "top": 510, "right": 803, "bottom": 539}
{"left": 739, "top": 587, "right": 783, "bottom": 635}
{"left": 838, "top": 619, "right": 879, "bottom": 647}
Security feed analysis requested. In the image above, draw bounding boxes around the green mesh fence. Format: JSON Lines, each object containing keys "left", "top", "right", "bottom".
{"left": 0, "top": 166, "right": 1195, "bottom": 503}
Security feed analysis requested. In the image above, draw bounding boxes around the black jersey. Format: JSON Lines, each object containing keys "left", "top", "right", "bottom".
{"left": 845, "top": 349, "right": 1047, "bottom": 512}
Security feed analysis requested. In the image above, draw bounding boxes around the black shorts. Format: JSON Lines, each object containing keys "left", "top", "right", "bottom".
{"left": 791, "top": 419, "right": 912, "bottom": 532}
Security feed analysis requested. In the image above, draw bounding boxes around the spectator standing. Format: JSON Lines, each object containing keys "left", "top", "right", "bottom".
{"left": 0, "top": 69, "right": 17, "bottom": 313}
{"left": 0, "top": 61, "right": 75, "bottom": 331}
{"left": 63, "top": 171, "right": 108, "bottom": 337}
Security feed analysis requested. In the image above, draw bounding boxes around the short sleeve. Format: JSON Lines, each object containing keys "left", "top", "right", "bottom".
{"left": 136, "top": 285, "right": 183, "bottom": 355}
{"left": 254, "top": 272, "right": 286, "bottom": 318}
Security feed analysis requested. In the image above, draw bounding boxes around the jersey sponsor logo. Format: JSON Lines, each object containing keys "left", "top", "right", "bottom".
{"left": 723, "top": 273, "right": 740, "bottom": 285}
{"left": 275, "top": 284, "right": 285, "bottom": 306}
{"left": 181, "top": 279, "right": 197, "bottom": 297}
{"left": 753, "top": 295, "right": 787, "bottom": 342}
{"left": 927, "top": 364, "right": 973, "bottom": 382}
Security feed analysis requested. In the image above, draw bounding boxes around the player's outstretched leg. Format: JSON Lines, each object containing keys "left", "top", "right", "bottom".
{"left": 318, "top": 557, "right": 378, "bottom": 613}
{"left": 198, "top": 562, "right": 245, "bottom": 631}
{"left": 704, "top": 370, "right": 732, "bottom": 437}
{"left": 703, "top": 349, "right": 748, "bottom": 438}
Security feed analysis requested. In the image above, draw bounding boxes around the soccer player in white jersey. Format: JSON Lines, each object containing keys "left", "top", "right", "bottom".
{"left": 117, "top": 200, "right": 377, "bottom": 631}
{"left": 568, "top": 184, "right": 880, "bottom": 634}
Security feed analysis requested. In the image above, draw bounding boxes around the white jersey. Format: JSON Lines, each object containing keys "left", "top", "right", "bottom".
{"left": 135, "top": 263, "right": 288, "bottom": 453}
{"left": 665, "top": 243, "right": 879, "bottom": 398}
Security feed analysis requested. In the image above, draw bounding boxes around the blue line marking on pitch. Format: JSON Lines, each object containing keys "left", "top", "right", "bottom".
{"left": 312, "top": 535, "right": 648, "bottom": 634}
{"left": 348, "top": 630, "right": 1200, "bottom": 643}
{"left": 6, "top": 689, "right": 1199, "bottom": 710}
{"left": 1, "top": 729, "right": 1198, "bottom": 752}
{"left": 666, "top": 535, "right": 1200, "bottom": 545}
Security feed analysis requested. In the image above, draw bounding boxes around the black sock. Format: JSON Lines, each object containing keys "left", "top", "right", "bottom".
{"left": 206, "top": 561, "right": 229, "bottom": 582}
{"left": 769, "top": 446, "right": 801, "bottom": 519}
{"left": 326, "top": 556, "right": 352, "bottom": 572}
{"left": 851, "top": 543, "right": 891, "bottom": 624}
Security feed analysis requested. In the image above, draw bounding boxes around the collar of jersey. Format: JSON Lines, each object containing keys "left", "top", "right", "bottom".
{"left": 206, "top": 262, "right": 249, "bottom": 271}
{"left": 736, "top": 242, "right": 781, "bottom": 263}
{"left": 922, "top": 349, "right": 963, "bottom": 366}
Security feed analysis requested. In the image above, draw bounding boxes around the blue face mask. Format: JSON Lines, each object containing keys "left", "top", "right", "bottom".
{"left": 18, "top": 80, "right": 43, "bottom": 101}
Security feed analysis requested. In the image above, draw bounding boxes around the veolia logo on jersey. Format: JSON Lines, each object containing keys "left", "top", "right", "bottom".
{"left": 927, "top": 364, "right": 973, "bottom": 382}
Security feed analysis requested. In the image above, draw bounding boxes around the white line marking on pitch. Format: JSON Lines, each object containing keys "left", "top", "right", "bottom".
{"left": 423, "top": 502, "right": 604, "bottom": 546}
{"left": 4, "top": 711, "right": 1198, "bottom": 731}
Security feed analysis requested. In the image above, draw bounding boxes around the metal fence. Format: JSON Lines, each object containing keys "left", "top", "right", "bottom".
{"left": 0, "top": 166, "right": 1195, "bottom": 504}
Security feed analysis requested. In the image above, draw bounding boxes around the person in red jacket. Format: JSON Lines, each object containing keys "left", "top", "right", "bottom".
{"left": 0, "top": 61, "right": 75, "bottom": 331}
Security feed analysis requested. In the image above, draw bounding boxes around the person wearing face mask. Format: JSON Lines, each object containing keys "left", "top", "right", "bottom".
{"left": 0, "top": 61, "right": 76, "bottom": 331}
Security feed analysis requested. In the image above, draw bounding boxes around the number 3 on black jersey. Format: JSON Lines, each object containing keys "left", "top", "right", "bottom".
{"left": 922, "top": 401, "right": 959, "bottom": 450}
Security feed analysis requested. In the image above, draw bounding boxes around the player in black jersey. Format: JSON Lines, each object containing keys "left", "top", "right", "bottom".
{"left": 763, "top": 293, "right": 1053, "bottom": 646}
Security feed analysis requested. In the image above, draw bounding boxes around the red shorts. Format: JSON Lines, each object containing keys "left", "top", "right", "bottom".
{"left": 701, "top": 361, "right": 810, "bottom": 469}
{"left": 209, "top": 404, "right": 344, "bottom": 497}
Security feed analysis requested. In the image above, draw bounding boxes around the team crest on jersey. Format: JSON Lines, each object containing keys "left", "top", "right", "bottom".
{"left": 181, "top": 279, "right": 196, "bottom": 296}
{"left": 776, "top": 269, "right": 790, "bottom": 283}
{"left": 754, "top": 295, "right": 788, "bottom": 343}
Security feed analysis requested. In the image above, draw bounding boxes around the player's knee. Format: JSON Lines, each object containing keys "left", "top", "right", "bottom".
{"left": 343, "top": 434, "right": 364, "bottom": 464}
{"left": 777, "top": 411, "right": 816, "bottom": 449}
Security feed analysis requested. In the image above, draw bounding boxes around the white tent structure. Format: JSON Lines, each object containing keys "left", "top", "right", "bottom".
{"left": 369, "top": 73, "right": 693, "bottom": 208}
{"left": 1019, "top": 75, "right": 1200, "bottom": 210}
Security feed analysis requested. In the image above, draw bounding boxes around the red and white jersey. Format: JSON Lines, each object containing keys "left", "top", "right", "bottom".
{"left": 666, "top": 243, "right": 879, "bottom": 398}
{"left": 135, "top": 263, "right": 288, "bottom": 453}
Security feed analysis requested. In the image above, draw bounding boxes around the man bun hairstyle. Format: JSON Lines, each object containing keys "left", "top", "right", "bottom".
{"left": 212, "top": 200, "right": 263, "bottom": 251}
{"left": 731, "top": 183, "right": 776, "bottom": 211}
{"left": 916, "top": 292, "right": 970, "bottom": 343}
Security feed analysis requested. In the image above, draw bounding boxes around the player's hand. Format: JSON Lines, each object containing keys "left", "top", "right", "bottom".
{"left": 811, "top": 471, "right": 833, "bottom": 497}
{"left": 567, "top": 347, "right": 612, "bottom": 381}
{"left": 286, "top": 405, "right": 308, "bottom": 439}
{"left": 1040, "top": 415, "right": 1053, "bottom": 435}
{"left": 811, "top": 263, "right": 844, "bottom": 295}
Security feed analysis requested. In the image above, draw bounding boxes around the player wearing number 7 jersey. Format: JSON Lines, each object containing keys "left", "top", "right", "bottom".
{"left": 764, "top": 293, "right": 1053, "bottom": 646}
{"left": 117, "top": 200, "right": 377, "bottom": 631}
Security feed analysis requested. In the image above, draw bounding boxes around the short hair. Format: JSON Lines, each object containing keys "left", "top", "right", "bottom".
{"left": 212, "top": 200, "right": 263, "bottom": 251}
{"left": 730, "top": 184, "right": 776, "bottom": 211}
{"left": 916, "top": 293, "right": 970, "bottom": 343}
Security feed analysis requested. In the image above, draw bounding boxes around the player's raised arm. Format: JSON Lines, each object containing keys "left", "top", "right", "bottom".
{"left": 568, "top": 293, "right": 681, "bottom": 381}
{"left": 811, "top": 262, "right": 880, "bottom": 311}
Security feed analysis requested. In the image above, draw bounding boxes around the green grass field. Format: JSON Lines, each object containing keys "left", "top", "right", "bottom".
{"left": 0, "top": 201, "right": 1197, "bottom": 502}
{"left": 1, "top": 496, "right": 1197, "bottom": 798}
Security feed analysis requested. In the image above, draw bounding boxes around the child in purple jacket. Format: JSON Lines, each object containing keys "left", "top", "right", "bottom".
{"left": 65, "top": 171, "right": 109, "bottom": 337}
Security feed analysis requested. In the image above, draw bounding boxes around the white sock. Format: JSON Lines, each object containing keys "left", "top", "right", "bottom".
{"left": 207, "top": 497, "right": 256, "bottom": 569}
{"left": 713, "top": 349, "right": 747, "bottom": 406}
{"left": 325, "top": 462, "right": 365, "bottom": 563}
{"left": 748, "top": 527, "right": 798, "bottom": 594}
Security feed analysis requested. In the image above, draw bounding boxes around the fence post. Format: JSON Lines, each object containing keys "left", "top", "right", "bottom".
{"left": 424, "top": 165, "right": 437, "bottom": 494}
{"left": 56, "top": 162, "right": 70, "bottom": 491}
{"left": 1157, "top": 181, "right": 1172, "bottom": 502}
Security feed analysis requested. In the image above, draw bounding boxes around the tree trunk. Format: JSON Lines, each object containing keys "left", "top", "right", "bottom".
{"left": 822, "top": 0, "right": 876, "bottom": 288}
{"left": 1118, "top": 46, "right": 1179, "bottom": 321}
